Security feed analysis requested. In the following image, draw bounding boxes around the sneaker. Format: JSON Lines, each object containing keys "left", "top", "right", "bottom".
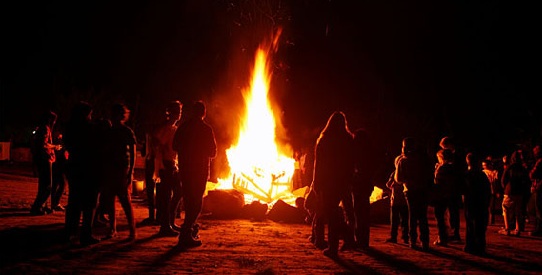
{"left": 140, "top": 217, "right": 159, "bottom": 226}
{"left": 30, "top": 207, "right": 46, "bottom": 216}
{"left": 498, "top": 228, "right": 510, "bottom": 236}
{"left": 323, "top": 248, "right": 338, "bottom": 258}
{"left": 80, "top": 236, "right": 100, "bottom": 246}
{"left": 157, "top": 227, "right": 179, "bottom": 237}
{"left": 385, "top": 238, "right": 397, "bottom": 243}
{"left": 177, "top": 237, "right": 202, "bottom": 248}
{"left": 103, "top": 231, "right": 118, "bottom": 240}
{"left": 449, "top": 235, "right": 461, "bottom": 242}
{"left": 171, "top": 224, "right": 182, "bottom": 232}
{"left": 53, "top": 205, "right": 65, "bottom": 212}
{"left": 433, "top": 240, "right": 447, "bottom": 247}
{"left": 513, "top": 230, "right": 520, "bottom": 237}
{"left": 422, "top": 242, "right": 429, "bottom": 251}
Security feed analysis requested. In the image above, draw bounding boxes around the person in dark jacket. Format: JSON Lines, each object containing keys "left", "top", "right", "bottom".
{"left": 463, "top": 152, "right": 491, "bottom": 255}
{"left": 63, "top": 101, "right": 101, "bottom": 246}
{"left": 499, "top": 149, "right": 531, "bottom": 236}
{"left": 30, "top": 110, "right": 61, "bottom": 215}
{"left": 173, "top": 100, "right": 217, "bottom": 248}
{"left": 394, "top": 137, "right": 433, "bottom": 251}
{"left": 311, "top": 111, "right": 355, "bottom": 258}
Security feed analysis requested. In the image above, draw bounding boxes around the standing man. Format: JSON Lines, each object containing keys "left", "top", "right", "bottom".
{"left": 30, "top": 110, "right": 61, "bottom": 215}
{"left": 154, "top": 100, "right": 183, "bottom": 236}
{"left": 173, "top": 100, "right": 217, "bottom": 248}
{"left": 395, "top": 137, "right": 433, "bottom": 251}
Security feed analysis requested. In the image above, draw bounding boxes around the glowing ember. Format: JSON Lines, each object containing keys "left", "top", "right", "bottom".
{"left": 217, "top": 30, "right": 296, "bottom": 204}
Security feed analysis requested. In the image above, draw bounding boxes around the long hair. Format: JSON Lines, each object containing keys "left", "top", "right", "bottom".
{"left": 317, "top": 111, "right": 352, "bottom": 143}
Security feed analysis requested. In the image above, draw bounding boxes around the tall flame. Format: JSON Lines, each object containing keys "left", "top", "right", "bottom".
{"left": 219, "top": 31, "right": 296, "bottom": 204}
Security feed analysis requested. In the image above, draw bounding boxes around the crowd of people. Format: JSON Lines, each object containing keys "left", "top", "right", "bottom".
{"left": 305, "top": 111, "right": 542, "bottom": 258}
{"left": 29, "top": 99, "right": 217, "bottom": 249}
{"left": 29, "top": 105, "right": 542, "bottom": 257}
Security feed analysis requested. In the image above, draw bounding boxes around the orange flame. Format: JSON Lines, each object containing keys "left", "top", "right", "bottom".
{"left": 216, "top": 30, "right": 296, "bottom": 204}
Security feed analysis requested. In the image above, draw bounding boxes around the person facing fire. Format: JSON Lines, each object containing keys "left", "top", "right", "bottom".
{"left": 311, "top": 111, "right": 355, "bottom": 258}
{"left": 173, "top": 100, "right": 217, "bottom": 248}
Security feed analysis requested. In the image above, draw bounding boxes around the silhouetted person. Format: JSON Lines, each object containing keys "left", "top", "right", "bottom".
{"left": 439, "top": 136, "right": 466, "bottom": 242}
{"left": 482, "top": 158, "right": 502, "bottom": 225}
{"left": 101, "top": 103, "right": 137, "bottom": 240}
{"left": 30, "top": 110, "right": 61, "bottom": 215}
{"left": 385, "top": 170, "right": 409, "bottom": 244}
{"left": 463, "top": 152, "right": 491, "bottom": 255}
{"left": 63, "top": 101, "right": 100, "bottom": 246}
{"left": 51, "top": 128, "right": 67, "bottom": 212}
{"left": 395, "top": 137, "right": 433, "bottom": 251}
{"left": 173, "top": 100, "right": 216, "bottom": 248}
{"left": 499, "top": 149, "right": 531, "bottom": 236}
{"left": 141, "top": 121, "right": 158, "bottom": 225}
{"left": 432, "top": 149, "right": 459, "bottom": 247}
{"left": 351, "top": 128, "right": 378, "bottom": 249}
{"left": 154, "top": 100, "right": 183, "bottom": 236}
{"left": 311, "top": 111, "right": 355, "bottom": 258}
{"left": 529, "top": 144, "right": 542, "bottom": 236}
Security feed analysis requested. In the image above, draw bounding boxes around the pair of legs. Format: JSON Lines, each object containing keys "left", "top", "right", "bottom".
{"left": 389, "top": 203, "right": 409, "bottom": 243}
{"left": 156, "top": 161, "right": 182, "bottom": 234}
{"left": 405, "top": 191, "right": 430, "bottom": 250}
{"left": 102, "top": 169, "right": 136, "bottom": 239}
{"left": 177, "top": 171, "right": 206, "bottom": 247}
{"left": 31, "top": 160, "right": 53, "bottom": 214}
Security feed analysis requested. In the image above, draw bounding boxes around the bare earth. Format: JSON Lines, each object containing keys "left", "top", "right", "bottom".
{"left": 1, "top": 163, "right": 541, "bottom": 275}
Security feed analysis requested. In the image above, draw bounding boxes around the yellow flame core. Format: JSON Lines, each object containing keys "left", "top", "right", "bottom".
{"left": 220, "top": 47, "right": 295, "bottom": 203}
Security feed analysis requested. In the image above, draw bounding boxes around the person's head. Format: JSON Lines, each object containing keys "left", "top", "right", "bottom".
{"left": 439, "top": 136, "right": 455, "bottom": 151}
{"left": 402, "top": 137, "right": 417, "bottom": 155}
{"left": 321, "top": 111, "right": 351, "bottom": 138}
{"left": 191, "top": 100, "right": 206, "bottom": 119}
{"left": 111, "top": 103, "right": 130, "bottom": 123}
{"left": 166, "top": 100, "right": 182, "bottom": 122}
{"left": 481, "top": 158, "right": 493, "bottom": 170}
{"left": 70, "top": 101, "right": 93, "bottom": 122}
{"left": 41, "top": 110, "right": 57, "bottom": 127}
{"left": 466, "top": 152, "right": 480, "bottom": 169}
{"left": 436, "top": 148, "right": 453, "bottom": 164}
{"left": 533, "top": 144, "right": 542, "bottom": 159}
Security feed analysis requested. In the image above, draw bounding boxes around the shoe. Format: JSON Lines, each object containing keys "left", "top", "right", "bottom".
{"left": 157, "top": 227, "right": 179, "bottom": 237}
{"left": 80, "top": 236, "right": 100, "bottom": 246}
{"left": 385, "top": 238, "right": 397, "bottom": 243}
{"left": 402, "top": 238, "right": 410, "bottom": 244}
{"left": 314, "top": 240, "right": 328, "bottom": 250}
{"left": 513, "top": 230, "right": 520, "bottom": 237}
{"left": 177, "top": 237, "right": 202, "bottom": 248}
{"left": 422, "top": 242, "right": 429, "bottom": 251}
{"left": 30, "top": 207, "right": 46, "bottom": 216}
{"left": 53, "top": 205, "right": 65, "bottom": 212}
{"left": 323, "top": 248, "right": 338, "bottom": 258}
{"left": 409, "top": 243, "right": 419, "bottom": 250}
{"left": 192, "top": 223, "right": 200, "bottom": 239}
{"left": 528, "top": 231, "right": 542, "bottom": 237}
{"left": 103, "top": 231, "right": 118, "bottom": 240}
{"left": 340, "top": 242, "right": 356, "bottom": 251}
{"left": 433, "top": 240, "right": 447, "bottom": 247}
{"left": 140, "top": 217, "right": 159, "bottom": 226}
{"left": 449, "top": 235, "right": 461, "bottom": 242}
{"left": 498, "top": 228, "right": 510, "bottom": 236}
{"left": 171, "top": 224, "right": 182, "bottom": 232}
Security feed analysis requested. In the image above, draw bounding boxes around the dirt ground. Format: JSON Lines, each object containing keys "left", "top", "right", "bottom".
{"left": 1, "top": 162, "right": 541, "bottom": 275}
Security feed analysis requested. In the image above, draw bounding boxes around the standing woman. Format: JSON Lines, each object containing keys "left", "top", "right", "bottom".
{"left": 311, "top": 111, "right": 355, "bottom": 258}
{"left": 30, "top": 110, "right": 61, "bottom": 215}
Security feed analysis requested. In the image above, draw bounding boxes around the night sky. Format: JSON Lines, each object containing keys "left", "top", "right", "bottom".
{"left": 1, "top": 0, "right": 539, "bottom": 158}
